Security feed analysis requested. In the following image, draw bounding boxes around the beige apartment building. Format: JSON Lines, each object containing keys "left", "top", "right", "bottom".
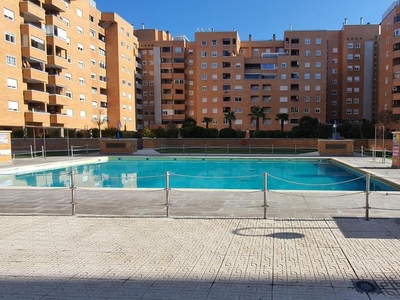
{"left": 1, "top": 0, "right": 138, "bottom": 137}
{"left": 0, "top": 1, "right": 395, "bottom": 135}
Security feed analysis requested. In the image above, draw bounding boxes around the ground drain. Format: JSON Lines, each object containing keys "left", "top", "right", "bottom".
{"left": 352, "top": 280, "right": 381, "bottom": 294}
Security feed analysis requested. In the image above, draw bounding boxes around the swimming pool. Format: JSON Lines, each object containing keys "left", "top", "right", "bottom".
{"left": 0, "top": 157, "right": 397, "bottom": 191}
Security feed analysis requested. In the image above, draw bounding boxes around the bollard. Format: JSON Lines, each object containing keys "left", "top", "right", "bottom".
{"left": 165, "top": 171, "right": 170, "bottom": 217}
{"left": 263, "top": 172, "right": 268, "bottom": 219}
{"left": 365, "top": 173, "right": 370, "bottom": 221}
{"left": 70, "top": 171, "right": 77, "bottom": 215}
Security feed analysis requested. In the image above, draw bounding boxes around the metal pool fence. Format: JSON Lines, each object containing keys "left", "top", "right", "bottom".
{"left": 1, "top": 171, "right": 399, "bottom": 220}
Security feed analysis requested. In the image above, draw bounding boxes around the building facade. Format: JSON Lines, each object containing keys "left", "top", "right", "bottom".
{"left": 1, "top": 1, "right": 398, "bottom": 135}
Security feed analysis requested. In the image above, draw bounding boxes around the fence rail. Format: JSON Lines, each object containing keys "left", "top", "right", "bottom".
{"left": 1, "top": 170, "right": 397, "bottom": 220}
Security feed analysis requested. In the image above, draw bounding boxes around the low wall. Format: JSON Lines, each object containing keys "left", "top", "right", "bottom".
{"left": 99, "top": 139, "right": 137, "bottom": 155}
{"left": 318, "top": 140, "right": 354, "bottom": 156}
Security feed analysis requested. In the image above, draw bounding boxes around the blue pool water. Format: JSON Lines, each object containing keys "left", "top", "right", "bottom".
{"left": 2, "top": 158, "right": 397, "bottom": 191}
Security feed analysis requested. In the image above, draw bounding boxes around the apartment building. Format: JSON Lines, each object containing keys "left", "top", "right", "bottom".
{"left": 0, "top": 1, "right": 393, "bottom": 135}
{"left": 135, "top": 25, "right": 379, "bottom": 132}
{"left": 380, "top": 1, "right": 400, "bottom": 129}
{"left": 1, "top": 0, "right": 138, "bottom": 137}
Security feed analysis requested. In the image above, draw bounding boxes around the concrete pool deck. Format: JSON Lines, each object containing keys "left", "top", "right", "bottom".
{"left": 0, "top": 154, "right": 399, "bottom": 299}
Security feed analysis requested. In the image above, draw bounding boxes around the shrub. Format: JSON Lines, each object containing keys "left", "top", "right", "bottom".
{"left": 219, "top": 128, "right": 236, "bottom": 138}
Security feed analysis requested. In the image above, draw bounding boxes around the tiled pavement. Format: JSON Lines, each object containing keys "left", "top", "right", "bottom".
{"left": 0, "top": 154, "right": 399, "bottom": 299}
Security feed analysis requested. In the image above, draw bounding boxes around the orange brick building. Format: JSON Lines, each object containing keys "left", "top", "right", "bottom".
{"left": 0, "top": 1, "right": 398, "bottom": 135}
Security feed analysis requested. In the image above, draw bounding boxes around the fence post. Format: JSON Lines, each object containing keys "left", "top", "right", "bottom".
{"left": 71, "top": 146, "right": 74, "bottom": 157}
{"left": 30, "top": 145, "right": 33, "bottom": 159}
{"left": 365, "top": 173, "right": 370, "bottom": 221}
{"left": 42, "top": 145, "right": 45, "bottom": 161}
{"left": 361, "top": 146, "right": 364, "bottom": 158}
{"left": 382, "top": 148, "right": 386, "bottom": 164}
{"left": 263, "top": 172, "right": 268, "bottom": 219}
{"left": 295, "top": 145, "right": 297, "bottom": 156}
{"left": 165, "top": 171, "right": 170, "bottom": 217}
{"left": 70, "top": 171, "right": 77, "bottom": 216}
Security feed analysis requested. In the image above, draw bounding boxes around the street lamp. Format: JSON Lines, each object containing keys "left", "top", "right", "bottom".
{"left": 333, "top": 120, "right": 337, "bottom": 140}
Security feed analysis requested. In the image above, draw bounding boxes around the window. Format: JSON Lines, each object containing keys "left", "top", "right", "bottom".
{"left": 347, "top": 54, "right": 353, "bottom": 60}
{"left": 6, "top": 55, "right": 16, "bottom": 67}
{"left": 305, "top": 51, "right": 311, "bottom": 56}
{"left": 315, "top": 50, "right": 321, "bottom": 56}
{"left": 332, "top": 100, "right": 337, "bottom": 106}
{"left": 347, "top": 43, "right": 353, "bottom": 49}
{"left": 30, "top": 36, "right": 45, "bottom": 50}
{"left": 304, "top": 62, "right": 310, "bottom": 68}
{"left": 99, "top": 48, "right": 106, "bottom": 56}
{"left": 332, "top": 69, "right": 338, "bottom": 74}
{"left": 78, "top": 43, "right": 84, "bottom": 51}
{"left": 332, "top": 47, "right": 338, "bottom": 53}
{"left": 346, "top": 98, "right": 352, "bottom": 104}
{"left": 78, "top": 60, "right": 85, "bottom": 68}
{"left": 201, "top": 51, "right": 206, "bottom": 57}
{"left": 201, "top": 63, "right": 207, "bottom": 69}
{"left": 235, "top": 63, "right": 241, "bottom": 68}
{"left": 235, "top": 97, "right": 242, "bottom": 102}
{"left": 315, "top": 108, "right": 321, "bottom": 114}
{"left": 211, "top": 62, "right": 217, "bottom": 69}
{"left": 66, "top": 91, "right": 72, "bottom": 98}
{"left": 354, "top": 65, "right": 360, "bottom": 71}
{"left": 281, "top": 62, "right": 287, "bottom": 68}
{"left": 66, "top": 109, "right": 73, "bottom": 117}
{"left": 353, "top": 98, "right": 359, "bottom": 104}
{"left": 315, "top": 62, "right": 321, "bottom": 68}
{"left": 346, "top": 109, "right": 352, "bottom": 115}
{"left": 315, "top": 96, "right": 321, "bottom": 102}
{"left": 201, "top": 40, "right": 207, "bottom": 46}
{"left": 212, "top": 40, "right": 217, "bottom": 46}
{"left": 304, "top": 73, "right": 310, "bottom": 80}
{"left": 76, "top": 8, "right": 82, "bottom": 17}
{"left": 315, "top": 38, "right": 322, "bottom": 44}
{"left": 304, "top": 97, "right": 310, "bottom": 102}
{"left": 4, "top": 8, "right": 14, "bottom": 21}
{"left": 355, "top": 43, "right": 361, "bottom": 49}
{"left": 315, "top": 73, "right": 321, "bottom": 80}
{"left": 332, "top": 79, "right": 337, "bottom": 85}
{"left": 304, "top": 108, "right": 310, "bottom": 113}
{"left": 211, "top": 51, "right": 217, "bottom": 57}
{"left": 77, "top": 26, "right": 83, "bottom": 34}
{"left": 7, "top": 78, "right": 17, "bottom": 89}
{"left": 201, "top": 74, "right": 207, "bottom": 80}
{"left": 332, "top": 58, "right": 338, "bottom": 64}
{"left": 79, "top": 77, "right": 85, "bottom": 85}
{"left": 5, "top": 32, "right": 15, "bottom": 43}
{"left": 79, "top": 94, "right": 85, "bottom": 101}
{"left": 80, "top": 110, "right": 86, "bottom": 118}
{"left": 305, "top": 38, "right": 311, "bottom": 44}
{"left": 8, "top": 101, "right": 18, "bottom": 111}
{"left": 353, "top": 109, "right": 359, "bottom": 115}
{"left": 89, "top": 15, "right": 94, "bottom": 22}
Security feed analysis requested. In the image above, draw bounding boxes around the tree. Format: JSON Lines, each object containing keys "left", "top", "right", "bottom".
{"left": 298, "top": 116, "right": 319, "bottom": 137}
{"left": 202, "top": 116, "right": 213, "bottom": 129}
{"left": 92, "top": 110, "right": 108, "bottom": 138}
{"left": 182, "top": 117, "right": 197, "bottom": 128}
{"left": 377, "top": 109, "right": 399, "bottom": 131}
{"left": 248, "top": 106, "right": 266, "bottom": 131}
{"left": 224, "top": 111, "right": 236, "bottom": 129}
{"left": 275, "top": 113, "right": 289, "bottom": 132}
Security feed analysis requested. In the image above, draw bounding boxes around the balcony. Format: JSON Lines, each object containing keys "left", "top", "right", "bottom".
{"left": 23, "top": 68, "right": 48, "bottom": 84}
{"left": 23, "top": 90, "right": 49, "bottom": 104}
{"left": 21, "top": 24, "right": 47, "bottom": 62}
{"left": 43, "top": 0, "right": 66, "bottom": 12}
{"left": 49, "top": 94, "right": 70, "bottom": 106}
{"left": 50, "top": 113, "right": 72, "bottom": 126}
{"left": 25, "top": 111, "right": 50, "bottom": 126}
{"left": 136, "top": 104, "right": 143, "bottom": 110}
{"left": 46, "top": 35, "right": 68, "bottom": 49}
{"left": 47, "top": 54, "right": 68, "bottom": 68}
{"left": 48, "top": 75, "right": 69, "bottom": 87}
{"left": 20, "top": 1, "right": 45, "bottom": 22}
{"left": 136, "top": 94, "right": 143, "bottom": 100}
{"left": 45, "top": 14, "right": 67, "bottom": 31}
{"left": 136, "top": 72, "right": 142, "bottom": 80}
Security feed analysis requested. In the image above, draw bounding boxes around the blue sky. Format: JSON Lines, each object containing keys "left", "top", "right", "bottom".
{"left": 95, "top": 0, "right": 395, "bottom": 41}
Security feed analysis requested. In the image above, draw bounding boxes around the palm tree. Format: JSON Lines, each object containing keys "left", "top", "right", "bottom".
{"left": 224, "top": 111, "right": 236, "bottom": 129}
{"left": 275, "top": 113, "right": 289, "bottom": 132}
{"left": 202, "top": 116, "right": 213, "bottom": 129}
{"left": 248, "top": 106, "right": 266, "bottom": 131}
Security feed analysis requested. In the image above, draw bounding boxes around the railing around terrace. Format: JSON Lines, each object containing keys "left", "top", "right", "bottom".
{"left": 354, "top": 146, "right": 392, "bottom": 164}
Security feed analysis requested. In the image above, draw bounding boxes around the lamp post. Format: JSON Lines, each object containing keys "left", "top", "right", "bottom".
{"left": 333, "top": 120, "right": 337, "bottom": 140}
